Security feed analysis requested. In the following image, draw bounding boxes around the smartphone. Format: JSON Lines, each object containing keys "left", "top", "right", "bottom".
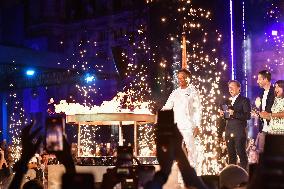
{"left": 45, "top": 116, "right": 65, "bottom": 152}
{"left": 116, "top": 146, "right": 133, "bottom": 167}
{"left": 62, "top": 173, "right": 95, "bottom": 189}
{"left": 115, "top": 146, "right": 134, "bottom": 184}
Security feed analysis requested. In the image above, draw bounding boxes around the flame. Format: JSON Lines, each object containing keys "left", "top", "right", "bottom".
{"left": 55, "top": 90, "right": 153, "bottom": 115}
{"left": 54, "top": 91, "right": 154, "bottom": 157}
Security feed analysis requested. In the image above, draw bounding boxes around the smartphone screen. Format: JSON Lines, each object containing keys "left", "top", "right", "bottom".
{"left": 46, "top": 116, "right": 64, "bottom": 152}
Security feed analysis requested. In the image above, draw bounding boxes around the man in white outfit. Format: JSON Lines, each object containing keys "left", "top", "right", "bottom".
{"left": 162, "top": 69, "right": 202, "bottom": 169}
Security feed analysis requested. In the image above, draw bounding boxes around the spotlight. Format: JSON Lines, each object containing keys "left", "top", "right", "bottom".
{"left": 85, "top": 74, "right": 95, "bottom": 83}
{"left": 26, "top": 69, "right": 35, "bottom": 76}
{"left": 272, "top": 30, "right": 278, "bottom": 36}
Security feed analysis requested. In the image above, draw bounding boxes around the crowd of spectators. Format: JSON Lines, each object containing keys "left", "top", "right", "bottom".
{"left": 0, "top": 120, "right": 284, "bottom": 189}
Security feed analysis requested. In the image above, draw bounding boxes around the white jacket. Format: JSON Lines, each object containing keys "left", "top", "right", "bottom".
{"left": 162, "top": 84, "right": 202, "bottom": 131}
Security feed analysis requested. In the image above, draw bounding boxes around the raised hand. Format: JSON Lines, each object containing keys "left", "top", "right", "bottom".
{"left": 20, "top": 122, "right": 42, "bottom": 163}
{"left": 251, "top": 109, "right": 259, "bottom": 118}
{"left": 9, "top": 122, "right": 42, "bottom": 189}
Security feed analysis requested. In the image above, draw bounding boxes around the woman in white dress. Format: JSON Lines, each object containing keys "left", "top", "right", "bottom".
{"left": 259, "top": 80, "right": 284, "bottom": 134}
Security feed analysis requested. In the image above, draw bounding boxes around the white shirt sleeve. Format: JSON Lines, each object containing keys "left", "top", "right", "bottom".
{"left": 162, "top": 90, "right": 175, "bottom": 110}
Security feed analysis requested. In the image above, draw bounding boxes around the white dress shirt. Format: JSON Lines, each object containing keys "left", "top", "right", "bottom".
{"left": 262, "top": 90, "right": 270, "bottom": 132}
{"left": 230, "top": 93, "right": 240, "bottom": 106}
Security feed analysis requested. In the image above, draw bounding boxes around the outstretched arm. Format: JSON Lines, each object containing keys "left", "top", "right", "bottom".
{"left": 145, "top": 125, "right": 175, "bottom": 189}
{"left": 9, "top": 123, "right": 42, "bottom": 189}
{"left": 260, "top": 110, "right": 284, "bottom": 120}
{"left": 54, "top": 137, "right": 76, "bottom": 174}
{"left": 161, "top": 91, "right": 175, "bottom": 110}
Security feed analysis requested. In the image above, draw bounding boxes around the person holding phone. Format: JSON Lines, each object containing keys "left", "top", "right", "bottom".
{"left": 9, "top": 121, "right": 76, "bottom": 189}
{"left": 220, "top": 80, "right": 251, "bottom": 170}
{"left": 162, "top": 69, "right": 202, "bottom": 171}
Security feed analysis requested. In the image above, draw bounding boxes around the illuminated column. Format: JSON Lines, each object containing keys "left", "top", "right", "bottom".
{"left": 242, "top": 1, "right": 249, "bottom": 98}
{"left": 182, "top": 33, "right": 187, "bottom": 69}
{"left": 230, "top": 0, "right": 235, "bottom": 80}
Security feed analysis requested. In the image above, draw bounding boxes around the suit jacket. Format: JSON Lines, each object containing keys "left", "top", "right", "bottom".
{"left": 226, "top": 95, "right": 251, "bottom": 138}
{"left": 259, "top": 86, "right": 275, "bottom": 132}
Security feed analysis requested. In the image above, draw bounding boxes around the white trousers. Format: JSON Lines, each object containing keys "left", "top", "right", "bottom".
{"left": 180, "top": 129, "right": 198, "bottom": 168}
{"left": 177, "top": 129, "right": 199, "bottom": 184}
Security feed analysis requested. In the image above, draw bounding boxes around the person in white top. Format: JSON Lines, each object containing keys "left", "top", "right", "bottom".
{"left": 256, "top": 70, "right": 275, "bottom": 152}
{"left": 259, "top": 80, "right": 284, "bottom": 134}
{"left": 162, "top": 69, "right": 202, "bottom": 169}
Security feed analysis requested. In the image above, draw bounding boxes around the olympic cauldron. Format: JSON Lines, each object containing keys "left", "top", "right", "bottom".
{"left": 55, "top": 100, "right": 156, "bottom": 163}
{"left": 66, "top": 112, "right": 156, "bottom": 156}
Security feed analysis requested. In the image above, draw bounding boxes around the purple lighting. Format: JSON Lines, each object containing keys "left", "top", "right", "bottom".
{"left": 242, "top": 1, "right": 248, "bottom": 97}
{"left": 230, "top": 0, "right": 235, "bottom": 80}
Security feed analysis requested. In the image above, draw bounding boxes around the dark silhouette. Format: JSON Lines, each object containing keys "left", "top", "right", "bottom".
{"left": 145, "top": 110, "right": 208, "bottom": 189}
{"left": 8, "top": 121, "right": 76, "bottom": 189}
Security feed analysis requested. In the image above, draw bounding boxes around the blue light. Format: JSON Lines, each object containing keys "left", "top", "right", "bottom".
{"left": 26, "top": 69, "right": 35, "bottom": 76}
{"left": 85, "top": 74, "right": 95, "bottom": 83}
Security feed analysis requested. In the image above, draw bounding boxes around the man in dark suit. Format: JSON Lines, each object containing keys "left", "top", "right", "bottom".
{"left": 220, "top": 80, "right": 251, "bottom": 170}
{"left": 256, "top": 70, "right": 275, "bottom": 152}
